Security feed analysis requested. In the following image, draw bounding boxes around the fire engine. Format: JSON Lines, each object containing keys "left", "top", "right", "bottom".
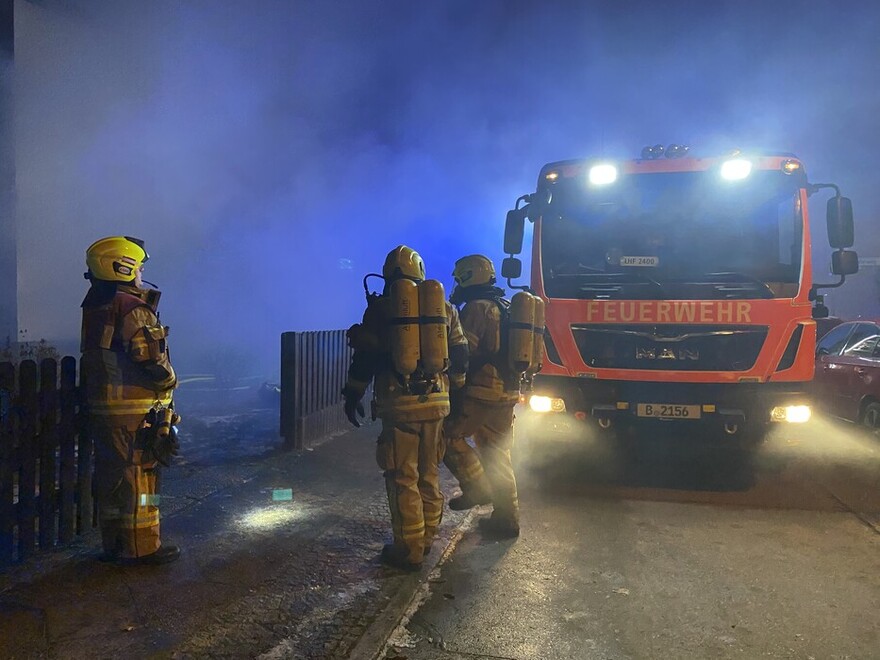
{"left": 502, "top": 145, "right": 858, "bottom": 443}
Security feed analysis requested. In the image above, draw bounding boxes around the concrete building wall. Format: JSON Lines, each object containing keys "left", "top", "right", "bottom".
{"left": 0, "top": 0, "right": 16, "bottom": 347}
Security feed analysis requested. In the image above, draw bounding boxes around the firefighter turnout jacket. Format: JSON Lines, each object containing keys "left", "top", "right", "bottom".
{"left": 81, "top": 283, "right": 176, "bottom": 413}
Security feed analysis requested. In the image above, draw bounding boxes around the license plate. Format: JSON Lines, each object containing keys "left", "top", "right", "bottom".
{"left": 636, "top": 404, "right": 701, "bottom": 419}
{"left": 620, "top": 256, "right": 659, "bottom": 267}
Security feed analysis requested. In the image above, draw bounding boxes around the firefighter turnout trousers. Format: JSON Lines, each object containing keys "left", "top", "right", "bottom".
{"left": 376, "top": 418, "right": 445, "bottom": 564}
{"left": 443, "top": 396, "right": 519, "bottom": 524}
{"left": 91, "top": 416, "right": 162, "bottom": 558}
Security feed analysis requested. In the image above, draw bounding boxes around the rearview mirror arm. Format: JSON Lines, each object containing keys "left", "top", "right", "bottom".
{"left": 807, "top": 182, "right": 841, "bottom": 197}
{"left": 809, "top": 274, "right": 847, "bottom": 300}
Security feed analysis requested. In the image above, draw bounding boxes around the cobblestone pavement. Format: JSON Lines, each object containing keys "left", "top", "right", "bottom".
{"left": 0, "top": 406, "right": 468, "bottom": 659}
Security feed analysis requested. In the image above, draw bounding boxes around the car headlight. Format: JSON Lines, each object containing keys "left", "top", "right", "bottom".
{"left": 529, "top": 395, "right": 566, "bottom": 413}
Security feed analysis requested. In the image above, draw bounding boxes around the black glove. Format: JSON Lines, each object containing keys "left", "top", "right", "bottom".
{"left": 152, "top": 424, "right": 180, "bottom": 467}
{"left": 343, "top": 389, "right": 366, "bottom": 428}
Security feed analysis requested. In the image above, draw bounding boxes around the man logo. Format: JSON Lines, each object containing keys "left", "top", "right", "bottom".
{"left": 635, "top": 347, "right": 700, "bottom": 360}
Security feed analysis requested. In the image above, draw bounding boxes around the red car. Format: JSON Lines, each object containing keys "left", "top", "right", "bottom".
{"left": 813, "top": 320, "right": 880, "bottom": 430}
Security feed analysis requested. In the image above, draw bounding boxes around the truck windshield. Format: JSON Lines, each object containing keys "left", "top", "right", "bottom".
{"left": 540, "top": 169, "right": 804, "bottom": 300}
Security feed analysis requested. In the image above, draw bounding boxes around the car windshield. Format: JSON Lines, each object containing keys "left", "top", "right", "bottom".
{"left": 540, "top": 169, "right": 804, "bottom": 300}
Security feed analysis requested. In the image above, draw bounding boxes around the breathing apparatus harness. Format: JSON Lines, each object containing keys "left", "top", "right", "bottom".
{"left": 449, "top": 283, "right": 520, "bottom": 390}
{"left": 449, "top": 282, "right": 545, "bottom": 393}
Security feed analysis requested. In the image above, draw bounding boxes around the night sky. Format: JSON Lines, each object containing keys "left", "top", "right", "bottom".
{"left": 9, "top": 0, "right": 880, "bottom": 377}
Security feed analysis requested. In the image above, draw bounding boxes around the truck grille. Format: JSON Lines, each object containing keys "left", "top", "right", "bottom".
{"left": 571, "top": 324, "right": 768, "bottom": 371}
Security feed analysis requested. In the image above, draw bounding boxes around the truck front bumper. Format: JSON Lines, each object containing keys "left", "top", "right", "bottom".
{"left": 526, "top": 375, "right": 813, "bottom": 435}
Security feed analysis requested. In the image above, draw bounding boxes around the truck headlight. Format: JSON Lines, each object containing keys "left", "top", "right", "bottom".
{"left": 770, "top": 405, "right": 811, "bottom": 423}
{"left": 588, "top": 164, "right": 617, "bottom": 185}
{"left": 720, "top": 158, "right": 752, "bottom": 180}
{"left": 529, "top": 395, "right": 566, "bottom": 413}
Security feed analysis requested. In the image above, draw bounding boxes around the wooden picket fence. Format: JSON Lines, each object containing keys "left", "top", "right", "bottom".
{"left": 280, "top": 330, "right": 363, "bottom": 450}
{"left": 0, "top": 357, "right": 95, "bottom": 567}
{"left": 0, "top": 333, "right": 356, "bottom": 565}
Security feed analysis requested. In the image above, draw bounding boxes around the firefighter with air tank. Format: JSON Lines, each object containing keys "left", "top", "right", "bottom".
{"left": 443, "top": 254, "right": 544, "bottom": 538}
{"left": 343, "top": 245, "right": 469, "bottom": 571}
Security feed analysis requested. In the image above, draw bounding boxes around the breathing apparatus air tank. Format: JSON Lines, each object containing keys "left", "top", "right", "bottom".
{"left": 527, "top": 295, "right": 545, "bottom": 380}
{"left": 508, "top": 291, "right": 536, "bottom": 375}
{"left": 417, "top": 279, "right": 449, "bottom": 377}
{"left": 389, "top": 279, "right": 420, "bottom": 383}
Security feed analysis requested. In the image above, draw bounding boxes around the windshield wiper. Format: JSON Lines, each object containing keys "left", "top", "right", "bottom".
{"left": 577, "top": 271, "right": 667, "bottom": 299}
{"left": 690, "top": 272, "right": 775, "bottom": 299}
{"left": 549, "top": 262, "right": 606, "bottom": 277}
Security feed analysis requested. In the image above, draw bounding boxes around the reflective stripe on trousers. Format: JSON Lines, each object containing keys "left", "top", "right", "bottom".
{"left": 443, "top": 435, "right": 487, "bottom": 487}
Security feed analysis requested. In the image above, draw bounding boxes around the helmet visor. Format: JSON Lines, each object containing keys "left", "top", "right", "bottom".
{"left": 124, "top": 236, "right": 149, "bottom": 263}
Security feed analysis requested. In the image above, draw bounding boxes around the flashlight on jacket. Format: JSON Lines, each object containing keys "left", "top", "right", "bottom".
{"left": 155, "top": 407, "right": 175, "bottom": 438}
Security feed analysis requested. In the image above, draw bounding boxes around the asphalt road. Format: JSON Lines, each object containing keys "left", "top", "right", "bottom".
{"left": 386, "top": 413, "right": 880, "bottom": 660}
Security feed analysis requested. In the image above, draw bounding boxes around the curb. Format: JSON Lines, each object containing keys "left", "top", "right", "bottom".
{"left": 348, "top": 509, "right": 477, "bottom": 660}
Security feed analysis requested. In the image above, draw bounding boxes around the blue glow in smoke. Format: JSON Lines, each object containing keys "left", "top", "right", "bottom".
{"left": 11, "top": 0, "right": 880, "bottom": 373}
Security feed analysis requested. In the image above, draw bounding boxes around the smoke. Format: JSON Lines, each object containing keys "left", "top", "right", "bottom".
{"left": 12, "top": 0, "right": 880, "bottom": 376}
{"left": 514, "top": 409, "right": 880, "bottom": 514}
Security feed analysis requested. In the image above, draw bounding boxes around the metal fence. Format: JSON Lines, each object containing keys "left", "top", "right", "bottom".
{"left": 280, "top": 330, "right": 361, "bottom": 450}
{"left": 0, "top": 357, "right": 94, "bottom": 566}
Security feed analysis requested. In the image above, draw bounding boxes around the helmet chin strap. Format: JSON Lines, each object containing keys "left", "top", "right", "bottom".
{"left": 142, "top": 279, "right": 159, "bottom": 289}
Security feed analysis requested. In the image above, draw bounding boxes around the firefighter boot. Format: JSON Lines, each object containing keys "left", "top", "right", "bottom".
{"left": 447, "top": 465, "right": 493, "bottom": 511}
{"left": 381, "top": 544, "right": 422, "bottom": 572}
{"left": 448, "top": 485, "right": 493, "bottom": 511}
{"left": 478, "top": 513, "right": 520, "bottom": 539}
{"left": 121, "top": 543, "right": 181, "bottom": 566}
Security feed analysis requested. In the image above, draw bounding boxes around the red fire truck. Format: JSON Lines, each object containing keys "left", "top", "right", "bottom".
{"left": 502, "top": 145, "right": 858, "bottom": 443}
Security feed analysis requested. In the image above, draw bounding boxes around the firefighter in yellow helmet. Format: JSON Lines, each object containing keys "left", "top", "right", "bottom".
{"left": 81, "top": 236, "right": 181, "bottom": 564}
{"left": 444, "top": 254, "right": 521, "bottom": 538}
{"left": 343, "top": 245, "right": 469, "bottom": 570}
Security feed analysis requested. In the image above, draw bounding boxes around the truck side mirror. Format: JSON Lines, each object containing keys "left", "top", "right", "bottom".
{"left": 501, "top": 257, "right": 522, "bottom": 279}
{"left": 503, "top": 209, "right": 525, "bottom": 255}
{"left": 827, "top": 196, "right": 854, "bottom": 248}
{"left": 831, "top": 249, "right": 858, "bottom": 276}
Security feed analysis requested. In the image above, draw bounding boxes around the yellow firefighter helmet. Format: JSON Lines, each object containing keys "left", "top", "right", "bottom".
{"left": 452, "top": 254, "right": 496, "bottom": 288}
{"left": 383, "top": 245, "right": 425, "bottom": 282}
{"left": 85, "top": 236, "right": 149, "bottom": 282}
